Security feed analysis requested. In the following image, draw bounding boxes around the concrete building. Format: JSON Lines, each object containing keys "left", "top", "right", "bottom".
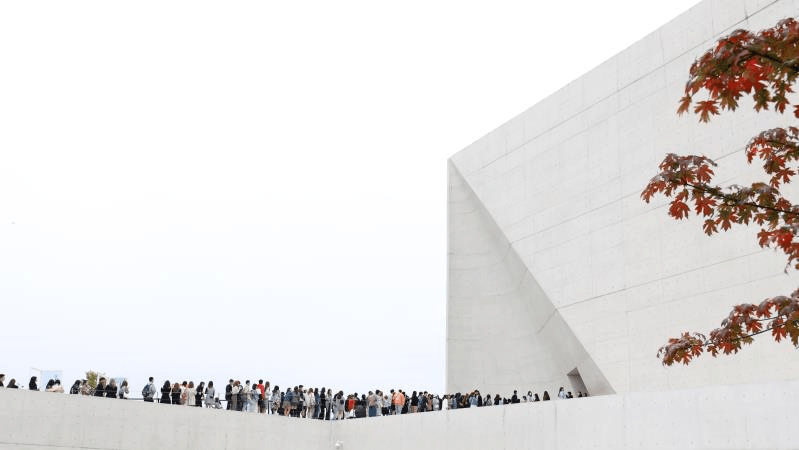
{"left": 447, "top": 0, "right": 799, "bottom": 397}
{"left": 3, "top": 1, "right": 799, "bottom": 449}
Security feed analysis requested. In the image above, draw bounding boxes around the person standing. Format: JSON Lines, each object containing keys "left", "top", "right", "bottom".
{"left": 392, "top": 390, "right": 405, "bottom": 415}
{"left": 28, "top": 376, "right": 38, "bottom": 391}
{"left": 118, "top": 380, "right": 129, "bottom": 399}
{"left": 366, "top": 391, "right": 377, "bottom": 417}
{"left": 187, "top": 382, "right": 196, "bottom": 406}
{"left": 178, "top": 381, "right": 186, "bottom": 405}
{"left": 248, "top": 383, "right": 259, "bottom": 413}
{"left": 271, "top": 386, "right": 281, "bottom": 415}
{"left": 205, "top": 381, "right": 216, "bottom": 408}
{"left": 225, "top": 379, "right": 233, "bottom": 410}
{"left": 318, "top": 387, "right": 326, "bottom": 420}
{"left": 305, "top": 388, "right": 316, "bottom": 419}
{"left": 106, "top": 379, "right": 117, "bottom": 399}
{"left": 241, "top": 381, "right": 251, "bottom": 412}
{"left": 557, "top": 387, "right": 567, "bottom": 399}
{"left": 94, "top": 378, "right": 106, "bottom": 397}
{"left": 171, "top": 383, "right": 181, "bottom": 405}
{"left": 160, "top": 381, "right": 172, "bottom": 404}
{"left": 231, "top": 381, "right": 241, "bottom": 411}
{"left": 142, "top": 377, "right": 156, "bottom": 402}
{"left": 257, "top": 380, "right": 266, "bottom": 413}
{"left": 194, "top": 382, "right": 204, "bottom": 407}
{"left": 0, "top": 374, "right": 4, "bottom": 387}
{"left": 282, "top": 387, "right": 293, "bottom": 416}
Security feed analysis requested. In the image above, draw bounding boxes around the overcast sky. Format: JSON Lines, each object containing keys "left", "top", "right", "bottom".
{"left": 0, "top": 0, "right": 700, "bottom": 395}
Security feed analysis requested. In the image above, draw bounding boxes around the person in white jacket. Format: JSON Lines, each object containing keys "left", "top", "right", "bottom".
{"left": 305, "top": 389, "right": 316, "bottom": 418}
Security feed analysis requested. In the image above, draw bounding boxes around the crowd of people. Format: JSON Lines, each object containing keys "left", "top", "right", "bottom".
{"left": 0, "top": 373, "right": 588, "bottom": 419}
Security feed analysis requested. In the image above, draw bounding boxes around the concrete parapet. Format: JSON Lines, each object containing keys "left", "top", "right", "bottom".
{"left": 1, "top": 380, "right": 797, "bottom": 449}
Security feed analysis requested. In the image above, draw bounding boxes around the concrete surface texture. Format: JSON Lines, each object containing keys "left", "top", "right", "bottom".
{"left": 447, "top": 0, "right": 799, "bottom": 397}
{"left": 2, "top": 381, "right": 798, "bottom": 450}
{"left": 0, "top": 388, "right": 332, "bottom": 450}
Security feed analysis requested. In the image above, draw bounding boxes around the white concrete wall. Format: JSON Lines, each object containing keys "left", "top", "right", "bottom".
{"left": 4, "top": 381, "right": 797, "bottom": 450}
{"left": 336, "top": 379, "right": 799, "bottom": 450}
{"left": 448, "top": 0, "right": 799, "bottom": 395}
{"left": 0, "top": 388, "right": 331, "bottom": 450}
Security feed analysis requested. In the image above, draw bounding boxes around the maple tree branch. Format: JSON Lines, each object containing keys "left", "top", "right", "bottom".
{"left": 684, "top": 182, "right": 799, "bottom": 217}
{"left": 722, "top": 37, "right": 799, "bottom": 74}
{"left": 695, "top": 316, "right": 798, "bottom": 348}
{"left": 743, "top": 45, "right": 799, "bottom": 74}
{"left": 761, "top": 138, "right": 799, "bottom": 150}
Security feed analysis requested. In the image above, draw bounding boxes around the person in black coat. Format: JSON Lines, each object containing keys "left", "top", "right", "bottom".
{"left": 94, "top": 378, "right": 106, "bottom": 397}
{"left": 70, "top": 380, "right": 81, "bottom": 394}
{"left": 171, "top": 383, "right": 181, "bottom": 405}
{"left": 7, "top": 379, "right": 18, "bottom": 388}
{"left": 195, "top": 382, "right": 205, "bottom": 407}
{"left": 318, "top": 387, "right": 326, "bottom": 420}
{"left": 28, "top": 376, "right": 38, "bottom": 391}
{"left": 160, "top": 381, "right": 172, "bottom": 404}
{"left": 105, "top": 379, "right": 117, "bottom": 399}
{"left": 225, "top": 379, "right": 233, "bottom": 410}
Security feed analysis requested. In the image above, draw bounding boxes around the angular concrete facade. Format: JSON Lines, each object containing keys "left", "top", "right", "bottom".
{"left": 447, "top": 0, "right": 799, "bottom": 396}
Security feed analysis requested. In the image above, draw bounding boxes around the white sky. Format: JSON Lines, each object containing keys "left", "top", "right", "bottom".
{"left": 0, "top": 0, "right": 700, "bottom": 395}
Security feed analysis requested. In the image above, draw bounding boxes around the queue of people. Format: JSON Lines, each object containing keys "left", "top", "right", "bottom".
{"left": 1, "top": 373, "right": 588, "bottom": 420}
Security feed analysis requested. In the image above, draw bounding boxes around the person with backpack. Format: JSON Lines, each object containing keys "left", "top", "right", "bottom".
{"left": 142, "top": 377, "right": 155, "bottom": 402}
